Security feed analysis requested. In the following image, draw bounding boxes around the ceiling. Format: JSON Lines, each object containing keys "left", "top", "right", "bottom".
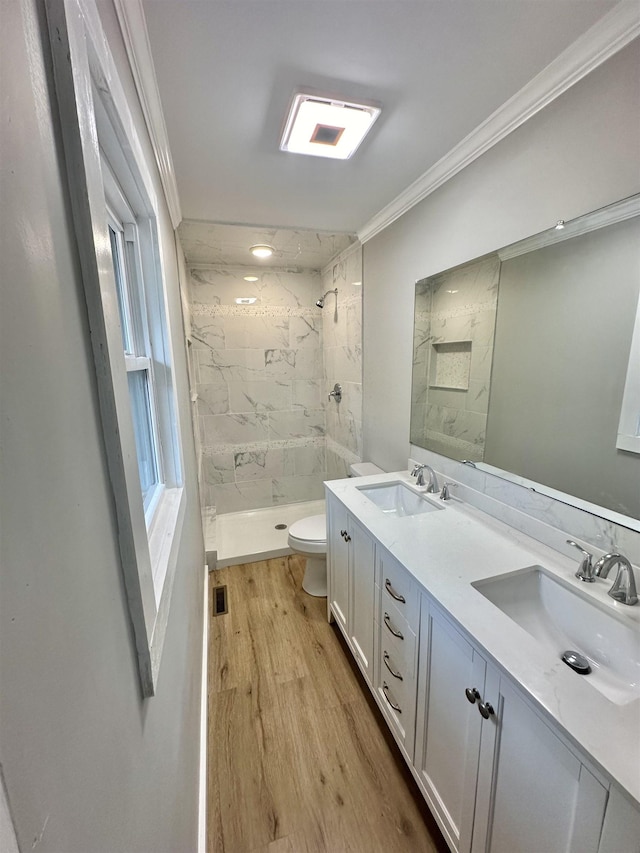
{"left": 142, "top": 0, "right": 618, "bottom": 239}
{"left": 178, "top": 220, "right": 355, "bottom": 269}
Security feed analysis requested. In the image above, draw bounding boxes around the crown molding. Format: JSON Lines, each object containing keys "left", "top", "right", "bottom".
{"left": 321, "top": 238, "right": 362, "bottom": 277}
{"left": 113, "top": 0, "right": 182, "bottom": 229}
{"left": 358, "top": 3, "right": 640, "bottom": 244}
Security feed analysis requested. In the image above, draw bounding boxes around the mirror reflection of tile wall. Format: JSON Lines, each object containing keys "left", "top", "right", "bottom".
{"left": 411, "top": 255, "right": 499, "bottom": 462}
{"left": 189, "top": 243, "right": 363, "bottom": 514}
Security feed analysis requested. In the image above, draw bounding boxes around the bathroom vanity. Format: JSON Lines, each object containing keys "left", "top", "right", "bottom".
{"left": 325, "top": 471, "right": 640, "bottom": 853}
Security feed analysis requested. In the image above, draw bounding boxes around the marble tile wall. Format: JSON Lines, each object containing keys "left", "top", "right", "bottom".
{"left": 411, "top": 255, "right": 499, "bottom": 462}
{"left": 321, "top": 244, "right": 364, "bottom": 479}
{"left": 190, "top": 266, "right": 328, "bottom": 513}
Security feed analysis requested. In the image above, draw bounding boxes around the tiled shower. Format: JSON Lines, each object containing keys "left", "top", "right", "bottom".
{"left": 183, "top": 228, "right": 363, "bottom": 520}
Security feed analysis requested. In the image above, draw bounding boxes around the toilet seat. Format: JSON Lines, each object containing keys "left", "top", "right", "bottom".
{"left": 288, "top": 514, "right": 326, "bottom": 555}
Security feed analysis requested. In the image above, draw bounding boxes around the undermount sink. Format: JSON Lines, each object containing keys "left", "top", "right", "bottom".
{"left": 357, "top": 482, "right": 443, "bottom": 518}
{"left": 473, "top": 566, "right": 640, "bottom": 705}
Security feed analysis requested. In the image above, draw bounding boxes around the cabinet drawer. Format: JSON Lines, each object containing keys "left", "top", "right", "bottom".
{"left": 379, "top": 548, "right": 419, "bottom": 630}
{"left": 379, "top": 603, "right": 417, "bottom": 674}
{"left": 379, "top": 644, "right": 416, "bottom": 714}
{"left": 375, "top": 618, "right": 417, "bottom": 758}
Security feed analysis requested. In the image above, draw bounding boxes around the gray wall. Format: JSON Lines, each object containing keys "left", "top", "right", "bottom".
{"left": 363, "top": 40, "right": 640, "bottom": 473}
{"left": 0, "top": 1, "right": 204, "bottom": 850}
{"left": 485, "top": 217, "right": 640, "bottom": 518}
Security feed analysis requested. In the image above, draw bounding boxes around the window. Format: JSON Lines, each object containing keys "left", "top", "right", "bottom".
{"left": 617, "top": 293, "right": 640, "bottom": 455}
{"left": 46, "top": 0, "right": 186, "bottom": 695}
{"left": 107, "top": 211, "right": 161, "bottom": 514}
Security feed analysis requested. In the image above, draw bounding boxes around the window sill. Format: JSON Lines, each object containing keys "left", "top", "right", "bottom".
{"left": 616, "top": 434, "right": 640, "bottom": 455}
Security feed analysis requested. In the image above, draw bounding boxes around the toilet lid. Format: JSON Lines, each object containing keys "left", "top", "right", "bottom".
{"left": 289, "top": 514, "right": 326, "bottom": 542}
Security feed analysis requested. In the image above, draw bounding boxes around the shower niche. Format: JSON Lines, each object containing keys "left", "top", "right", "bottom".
{"left": 411, "top": 255, "right": 499, "bottom": 463}
{"left": 430, "top": 340, "right": 472, "bottom": 391}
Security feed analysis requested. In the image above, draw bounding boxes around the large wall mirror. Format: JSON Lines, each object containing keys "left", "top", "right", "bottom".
{"left": 411, "top": 195, "right": 640, "bottom": 526}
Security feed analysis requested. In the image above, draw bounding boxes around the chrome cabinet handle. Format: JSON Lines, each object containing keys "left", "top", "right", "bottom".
{"left": 383, "top": 651, "right": 403, "bottom": 680}
{"left": 383, "top": 612, "right": 404, "bottom": 640}
{"left": 478, "top": 701, "right": 495, "bottom": 719}
{"left": 382, "top": 682, "right": 402, "bottom": 713}
{"left": 384, "top": 578, "right": 406, "bottom": 603}
{"left": 465, "top": 687, "right": 481, "bottom": 704}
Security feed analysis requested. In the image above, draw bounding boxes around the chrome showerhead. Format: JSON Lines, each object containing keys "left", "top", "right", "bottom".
{"left": 316, "top": 288, "right": 338, "bottom": 309}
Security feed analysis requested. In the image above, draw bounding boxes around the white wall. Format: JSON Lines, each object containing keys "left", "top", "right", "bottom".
{"left": 363, "top": 39, "right": 640, "bottom": 472}
{"left": 0, "top": 1, "right": 205, "bottom": 850}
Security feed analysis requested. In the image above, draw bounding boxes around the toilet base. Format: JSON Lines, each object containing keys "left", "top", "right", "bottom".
{"left": 301, "top": 556, "right": 327, "bottom": 597}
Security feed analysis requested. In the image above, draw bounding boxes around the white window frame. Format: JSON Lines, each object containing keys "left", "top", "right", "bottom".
{"left": 46, "top": 0, "right": 185, "bottom": 696}
{"left": 617, "top": 299, "right": 640, "bottom": 455}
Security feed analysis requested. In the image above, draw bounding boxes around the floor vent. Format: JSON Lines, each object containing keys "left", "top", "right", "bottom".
{"left": 212, "top": 585, "right": 228, "bottom": 616}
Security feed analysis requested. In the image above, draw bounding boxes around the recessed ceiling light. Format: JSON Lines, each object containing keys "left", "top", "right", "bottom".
{"left": 235, "top": 297, "right": 257, "bottom": 305}
{"left": 243, "top": 275, "right": 259, "bottom": 282}
{"left": 446, "top": 289, "right": 459, "bottom": 294}
{"left": 250, "top": 244, "right": 274, "bottom": 259}
{"left": 352, "top": 281, "right": 362, "bottom": 286}
{"left": 280, "top": 93, "right": 381, "bottom": 160}
{"left": 555, "top": 220, "right": 566, "bottom": 230}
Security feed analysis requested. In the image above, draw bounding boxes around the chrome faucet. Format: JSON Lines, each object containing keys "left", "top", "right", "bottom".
{"left": 594, "top": 553, "right": 638, "bottom": 606}
{"left": 411, "top": 464, "right": 439, "bottom": 493}
{"left": 566, "top": 539, "right": 596, "bottom": 582}
{"left": 440, "top": 482, "right": 457, "bottom": 501}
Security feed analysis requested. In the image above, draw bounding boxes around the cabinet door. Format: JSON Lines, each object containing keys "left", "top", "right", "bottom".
{"left": 472, "top": 669, "right": 608, "bottom": 853}
{"left": 348, "top": 516, "right": 376, "bottom": 683}
{"left": 414, "top": 600, "right": 487, "bottom": 853}
{"left": 599, "top": 785, "right": 640, "bottom": 853}
{"left": 327, "top": 495, "right": 349, "bottom": 632}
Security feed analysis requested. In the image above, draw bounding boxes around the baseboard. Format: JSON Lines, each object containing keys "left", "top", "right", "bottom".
{"left": 198, "top": 565, "right": 208, "bottom": 853}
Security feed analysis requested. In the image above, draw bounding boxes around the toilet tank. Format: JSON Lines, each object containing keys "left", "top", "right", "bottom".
{"left": 349, "top": 462, "right": 384, "bottom": 477}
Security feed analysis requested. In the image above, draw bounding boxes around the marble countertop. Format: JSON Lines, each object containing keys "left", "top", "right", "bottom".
{"left": 325, "top": 470, "right": 640, "bottom": 806}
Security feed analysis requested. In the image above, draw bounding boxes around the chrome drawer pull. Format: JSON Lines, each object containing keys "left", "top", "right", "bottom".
{"left": 383, "top": 651, "right": 403, "bottom": 680}
{"left": 382, "top": 682, "right": 402, "bottom": 713}
{"left": 384, "top": 578, "right": 406, "bottom": 603}
{"left": 383, "top": 612, "right": 404, "bottom": 640}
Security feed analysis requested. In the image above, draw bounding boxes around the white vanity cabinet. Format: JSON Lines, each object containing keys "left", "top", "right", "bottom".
{"left": 326, "top": 492, "right": 376, "bottom": 684}
{"left": 325, "top": 481, "right": 638, "bottom": 853}
{"left": 415, "top": 596, "right": 608, "bottom": 853}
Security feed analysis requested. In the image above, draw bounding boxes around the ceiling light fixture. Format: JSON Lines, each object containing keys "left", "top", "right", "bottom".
{"left": 250, "top": 244, "right": 274, "bottom": 259}
{"left": 280, "top": 92, "right": 381, "bottom": 160}
{"left": 243, "top": 275, "right": 259, "bottom": 282}
{"left": 555, "top": 220, "right": 566, "bottom": 230}
{"left": 235, "top": 297, "right": 257, "bottom": 305}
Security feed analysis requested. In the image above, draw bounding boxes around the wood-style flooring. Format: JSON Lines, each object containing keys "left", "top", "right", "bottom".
{"left": 207, "top": 556, "right": 447, "bottom": 853}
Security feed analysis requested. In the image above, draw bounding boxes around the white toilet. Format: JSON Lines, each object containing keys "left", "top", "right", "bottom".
{"left": 288, "top": 462, "right": 384, "bottom": 596}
